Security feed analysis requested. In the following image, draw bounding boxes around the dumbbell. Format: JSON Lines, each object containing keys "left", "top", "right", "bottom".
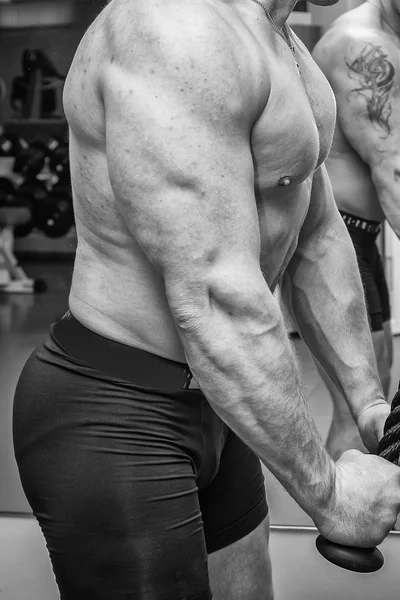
{"left": 0, "top": 177, "right": 16, "bottom": 206}
{"left": 48, "top": 137, "right": 69, "bottom": 183}
{"left": 14, "top": 179, "right": 48, "bottom": 238}
{"left": 13, "top": 140, "right": 48, "bottom": 180}
{"left": 13, "top": 136, "right": 67, "bottom": 182}
{"left": 316, "top": 387, "right": 400, "bottom": 572}
{"left": 34, "top": 183, "right": 74, "bottom": 238}
{"left": 0, "top": 132, "right": 28, "bottom": 159}
{"left": 10, "top": 176, "right": 73, "bottom": 239}
{"left": 0, "top": 134, "right": 15, "bottom": 158}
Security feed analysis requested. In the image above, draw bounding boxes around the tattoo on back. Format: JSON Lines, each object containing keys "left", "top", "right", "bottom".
{"left": 345, "top": 43, "right": 395, "bottom": 137}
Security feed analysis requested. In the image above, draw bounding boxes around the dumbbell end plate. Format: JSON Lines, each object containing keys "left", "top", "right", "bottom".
{"left": 315, "top": 535, "right": 384, "bottom": 573}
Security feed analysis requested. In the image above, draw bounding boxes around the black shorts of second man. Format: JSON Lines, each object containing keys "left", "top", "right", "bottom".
{"left": 12, "top": 310, "right": 268, "bottom": 600}
{"left": 340, "top": 211, "right": 391, "bottom": 332}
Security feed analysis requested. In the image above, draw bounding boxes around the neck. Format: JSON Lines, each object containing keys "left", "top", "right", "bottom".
{"left": 262, "top": 0, "right": 298, "bottom": 28}
{"left": 371, "top": 0, "right": 400, "bottom": 37}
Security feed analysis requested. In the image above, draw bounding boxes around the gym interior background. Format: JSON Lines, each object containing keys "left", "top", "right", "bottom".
{"left": 0, "top": 0, "right": 399, "bottom": 598}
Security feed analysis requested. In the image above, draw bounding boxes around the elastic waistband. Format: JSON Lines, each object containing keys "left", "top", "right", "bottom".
{"left": 340, "top": 211, "right": 381, "bottom": 236}
{"left": 51, "top": 311, "right": 195, "bottom": 390}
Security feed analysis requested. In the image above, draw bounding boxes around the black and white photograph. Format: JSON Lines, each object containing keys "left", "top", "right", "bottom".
{"left": 0, "top": 0, "right": 400, "bottom": 598}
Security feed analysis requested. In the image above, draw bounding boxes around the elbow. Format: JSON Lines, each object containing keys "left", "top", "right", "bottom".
{"left": 165, "top": 262, "right": 273, "bottom": 330}
{"left": 164, "top": 274, "right": 209, "bottom": 333}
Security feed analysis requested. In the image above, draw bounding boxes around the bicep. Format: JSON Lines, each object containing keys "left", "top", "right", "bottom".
{"left": 288, "top": 165, "right": 356, "bottom": 288}
{"left": 102, "top": 30, "right": 261, "bottom": 303}
{"left": 297, "top": 164, "right": 341, "bottom": 244}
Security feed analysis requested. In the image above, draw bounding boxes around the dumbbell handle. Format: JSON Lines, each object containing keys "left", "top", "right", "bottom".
{"left": 316, "top": 386, "right": 400, "bottom": 573}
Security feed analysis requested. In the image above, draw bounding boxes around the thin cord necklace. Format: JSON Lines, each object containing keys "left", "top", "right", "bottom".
{"left": 251, "top": 0, "right": 300, "bottom": 72}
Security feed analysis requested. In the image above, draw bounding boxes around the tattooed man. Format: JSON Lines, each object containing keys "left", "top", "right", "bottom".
{"left": 312, "top": 0, "right": 400, "bottom": 460}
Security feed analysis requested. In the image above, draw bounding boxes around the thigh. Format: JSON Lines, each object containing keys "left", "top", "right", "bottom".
{"left": 371, "top": 328, "right": 391, "bottom": 395}
{"left": 355, "top": 251, "right": 383, "bottom": 332}
{"left": 374, "top": 249, "right": 391, "bottom": 325}
{"left": 374, "top": 250, "right": 393, "bottom": 367}
{"left": 371, "top": 327, "right": 388, "bottom": 368}
{"left": 369, "top": 249, "right": 392, "bottom": 391}
{"left": 199, "top": 428, "right": 268, "bottom": 555}
{"left": 208, "top": 516, "right": 273, "bottom": 600}
{"left": 383, "top": 319, "right": 393, "bottom": 368}
{"left": 199, "top": 429, "right": 270, "bottom": 599}
{"left": 13, "top": 347, "right": 212, "bottom": 600}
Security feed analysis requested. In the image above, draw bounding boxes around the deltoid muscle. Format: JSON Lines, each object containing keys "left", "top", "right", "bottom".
{"left": 345, "top": 43, "right": 395, "bottom": 137}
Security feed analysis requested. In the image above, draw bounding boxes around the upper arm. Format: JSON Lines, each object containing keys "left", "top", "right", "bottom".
{"left": 287, "top": 164, "right": 356, "bottom": 290}
{"left": 296, "top": 163, "right": 341, "bottom": 245}
{"left": 282, "top": 165, "right": 336, "bottom": 305}
{"left": 329, "top": 33, "right": 400, "bottom": 179}
{"left": 102, "top": 5, "right": 264, "bottom": 310}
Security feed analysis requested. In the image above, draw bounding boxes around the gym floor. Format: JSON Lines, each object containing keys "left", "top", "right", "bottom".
{"left": 1, "top": 257, "right": 399, "bottom": 599}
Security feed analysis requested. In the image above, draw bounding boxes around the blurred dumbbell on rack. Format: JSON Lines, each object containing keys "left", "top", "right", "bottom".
{"left": 0, "top": 133, "right": 74, "bottom": 239}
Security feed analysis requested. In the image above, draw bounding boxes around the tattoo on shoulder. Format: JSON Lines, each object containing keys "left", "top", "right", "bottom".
{"left": 345, "top": 43, "right": 395, "bottom": 137}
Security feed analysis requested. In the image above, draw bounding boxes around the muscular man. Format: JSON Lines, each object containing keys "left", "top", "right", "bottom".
{"left": 312, "top": 0, "right": 400, "bottom": 459}
{"left": 12, "top": 1, "right": 400, "bottom": 599}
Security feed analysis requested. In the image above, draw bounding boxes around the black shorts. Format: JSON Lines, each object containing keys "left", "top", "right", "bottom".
{"left": 12, "top": 311, "right": 268, "bottom": 600}
{"left": 340, "top": 211, "right": 391, "bottom": 332}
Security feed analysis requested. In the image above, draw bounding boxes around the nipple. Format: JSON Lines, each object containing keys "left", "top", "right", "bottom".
{"left": 278, "top": 176, "right": 292, "bottom": 187}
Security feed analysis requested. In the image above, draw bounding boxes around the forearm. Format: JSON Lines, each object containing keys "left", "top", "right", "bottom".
{"left": 286, "top": 215, "right": 385, "bottom": 419}
{"left": 168, "top": 272, "right": 335, "bottom": 523}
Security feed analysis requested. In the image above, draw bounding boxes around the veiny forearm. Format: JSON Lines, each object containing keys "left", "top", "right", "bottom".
{"left": 168, "top": 273, "right": 335, "bottom": 522}
{"left": 287, "top": 218, "right": 385, "bottom": 419}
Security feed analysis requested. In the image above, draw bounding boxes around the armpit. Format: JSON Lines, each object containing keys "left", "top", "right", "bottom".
{"left": 345, "top": 42, "right": 395, "bottom": 138}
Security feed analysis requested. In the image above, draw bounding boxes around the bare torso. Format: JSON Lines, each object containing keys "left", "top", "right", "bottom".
{"left": 313, "top": 2, "right": 400, "bottom": 222}
{"left": 63, "top": 0, "right": 336, "bottom": 361}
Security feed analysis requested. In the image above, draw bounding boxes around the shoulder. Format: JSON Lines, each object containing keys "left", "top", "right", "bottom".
{"left": 104, "top": 0, "right": 245, "bottom": 81}
{"left": 340, "top": 30, "right": 399, "bottom": 71}
{"left": 100, "top": 0, "right": 268, "bottom": 123}
{"left": 314, "top": 23, "right": 400, "bottom": 84}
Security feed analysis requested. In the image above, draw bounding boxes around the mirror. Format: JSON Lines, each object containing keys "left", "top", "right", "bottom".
{"left": 0, "top": 0, "right": 397, "bottom": 537}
